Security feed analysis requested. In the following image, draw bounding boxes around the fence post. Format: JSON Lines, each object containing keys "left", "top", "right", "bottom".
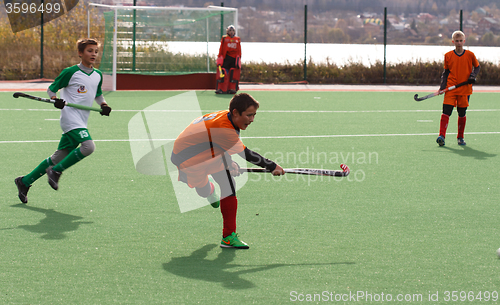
{"left": 304, "top": 4, "right": 307, "bottom": 81}
{"left": 132, "top": 0, "right": 137, "bottom": 72}
{"left": 383, "top": 7, "right": 387, "bottom": 84}
{"left": 460, "top": 10, "right": 463, "bottom": 31}
{"left": 40, "top": 0, "right": 44, "bottom": 79}
{"left": 220, "top": 2, "right": 224, "bottom": 39}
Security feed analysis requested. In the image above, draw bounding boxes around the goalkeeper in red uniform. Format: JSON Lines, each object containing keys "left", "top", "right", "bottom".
{"left": 215, "top": 25, "right": 241, "bottom": 94}
{"left": 171, "top": 93, "right": 284, "bottom": 249}
{"left": 436, "top": 30, "right": 480, "bottom": 147}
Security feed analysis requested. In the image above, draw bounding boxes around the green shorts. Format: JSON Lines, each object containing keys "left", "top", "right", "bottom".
{"left": 57, "top": 128, "right": 93, "bottom": 151}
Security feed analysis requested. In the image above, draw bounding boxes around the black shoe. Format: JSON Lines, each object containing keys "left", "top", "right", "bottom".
{"left": 227, "top": 90, "right": 236, "bottom": 94}
{"left": 436, "top": 135, "right": 445, "bottom": 147}
{"left": 15, "top": 176, "right": 30, "bottom": 204}
{"left": 215, "top": 89, "right": 223, "bottom": 94}
{"left": 46, "top": 168, "right": 62, "bottom": 190}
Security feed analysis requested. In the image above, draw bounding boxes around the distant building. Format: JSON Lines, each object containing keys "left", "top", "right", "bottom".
{"left": 363, "top": 18, "right": 383, "bottom": 26}
{"left": 417, "top": 13, "right": 436, "bottom": 23}
{"left": 390, "top": 22, "right": 405, "bottom": 31}
{"left": 386, "top": 15, "right": 403, "bottom": 31}
{"left": 475, "top": 7, "right": 487, "bottom": 16}
{"left": 463, "top": 20, "right": 478, "bottom": 36}
{"left": 363, "top": 19, "right": 382, "bottom": 36}
{"left": 478, "top": 17, "right": 499, "bottom": 34}
{"left": 404, "top": 28, "right": 421, "bottom": 42}
{"left": 266, "top": 20, "right": 297, "bottom": 33}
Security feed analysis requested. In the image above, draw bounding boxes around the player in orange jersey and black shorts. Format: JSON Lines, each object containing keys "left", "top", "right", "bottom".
{"left": 437, "top": 30, "right": 480, "bottom": 147}
{"left": 171, "top": 93, "right": 284, "bottom": 249}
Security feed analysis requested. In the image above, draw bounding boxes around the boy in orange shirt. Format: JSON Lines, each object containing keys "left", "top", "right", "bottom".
{"left": 437, "top": 30, "right": 480, "bottom": 146}
{"left": 171, "top": 93, "right": 284, "bottom": 249}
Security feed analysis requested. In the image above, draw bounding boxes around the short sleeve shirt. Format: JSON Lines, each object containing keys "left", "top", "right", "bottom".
{"left": 171, "top": 110, "right": 246, "bottom": 169}
{"left": 444, "top": 50, "right": 479, "bottom": 96}
{"left": 49, "top": 65, "right": 103, "bottom": 133}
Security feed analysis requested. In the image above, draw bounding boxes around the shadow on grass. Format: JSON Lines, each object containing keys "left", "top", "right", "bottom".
{"left": 214, "top": 93, "right": 236, "bottom": 99}
{"left": 9, "top": 204, "right": 92, "bottom": 240}
{"left": 442, "top": 145, "right": 497, "bottom": 160}
{"left": 163, "top": 244, "right": 355, "bottom": 290}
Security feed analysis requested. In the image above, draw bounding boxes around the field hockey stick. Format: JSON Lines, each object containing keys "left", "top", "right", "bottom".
{"left": 413, "top": 80, "right": 470, "bottom": 102}
{"left": 240, "top": 164, "right": 350, "bottom": 177}
{"left": 13, "top": 92, "right": 102, "bottom": 113}
{"left": 218, "top": 65, "right": 224, "bottom": 78}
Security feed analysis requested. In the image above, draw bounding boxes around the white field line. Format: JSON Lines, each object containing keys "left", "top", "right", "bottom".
{"left": 1, "top": 132, "right": 500, "bottom": 144}
{"left": 241, "top": 131, "right": 500, "bottom": 139}
{"left": 2, "top": 107, "right": 498, "bottom": 144}
{"left": 0, "top": 108, "right": 59, "bottom": 111}
{"left": 1, "top": 108, "right": 500, "bottom": 113}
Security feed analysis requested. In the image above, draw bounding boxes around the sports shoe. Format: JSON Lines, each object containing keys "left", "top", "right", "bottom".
{"left": 15, "top": 176, "right": 30, "bottom": 204}
{"left": 436, "top": 135, "right": 445, "bottom": 146}
{"left": 46, "top": 168, "right": 62, "bottom": 190}
{"left": 215, "top": 89, "right": 224, "bottom": 94}
{"left": 220, "top": 232, "right": 249, "bottom": 249}
{"left": 207, "top": 176, "right": 220, "bottom": 208}
{"left": 457, "top": 138, "right": 466, "bottom": 146}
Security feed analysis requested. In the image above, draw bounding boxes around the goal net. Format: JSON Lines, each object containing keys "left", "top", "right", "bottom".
{"left": 88, "top": 4, "right": 238, "bottom": 91}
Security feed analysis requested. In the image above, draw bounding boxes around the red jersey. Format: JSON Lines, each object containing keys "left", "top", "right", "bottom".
{"left": 171, "top": 110, "right": 245, "bottom": 170}
{"left": 444, "top": 49, "right": 479, "bottom": 96}
{"left": 218, "top": 35, "right": 241, "bottom": 59}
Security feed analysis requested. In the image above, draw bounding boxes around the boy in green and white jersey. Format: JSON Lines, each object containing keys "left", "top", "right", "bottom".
{"left": 15, "top": 38, "right": 112, "bottom": 204}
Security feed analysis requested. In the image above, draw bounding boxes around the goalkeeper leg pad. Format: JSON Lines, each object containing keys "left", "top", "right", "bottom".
{"left": 215, "top": 68, "right": 229, "bottom": 94}
{"left": 228, "top": 68, "right": 240, "bottom": 94}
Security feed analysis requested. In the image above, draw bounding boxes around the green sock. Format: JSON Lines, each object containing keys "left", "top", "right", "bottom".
{"left": 52, "top": 148, "right": 86, "bottom": 172}
{"left": 22, "top": 157, "right": 53, "bottom": 186}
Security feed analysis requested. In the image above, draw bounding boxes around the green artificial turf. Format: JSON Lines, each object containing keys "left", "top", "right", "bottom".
{"left": 1, "top": 90, "right": 499, "bottom": 304}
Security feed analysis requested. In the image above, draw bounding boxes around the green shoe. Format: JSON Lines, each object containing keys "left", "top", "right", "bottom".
{"left": 207, "top": 176, "right": 219, "bottom": 208}
{"left": 220, "top": 232, "right": 249, "bottom": 249}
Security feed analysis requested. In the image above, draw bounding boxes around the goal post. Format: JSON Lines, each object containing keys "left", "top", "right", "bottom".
{"left": 87, "top": 4, "right": 238, "bottom": 91}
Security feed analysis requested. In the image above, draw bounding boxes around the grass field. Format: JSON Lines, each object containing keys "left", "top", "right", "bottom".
{"left": 1, "top": 89, "right": 499, "bottom": 304}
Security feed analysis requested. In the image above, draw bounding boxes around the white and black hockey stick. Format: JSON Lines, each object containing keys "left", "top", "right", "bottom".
{"left": 414, "top": 80, "right": 471, "bottom": 102}
{"left": 13, "top": 92, "right": 103, "bottom": 112}
{"left": 239, "top": 164, "right": 350, "bottom": 177}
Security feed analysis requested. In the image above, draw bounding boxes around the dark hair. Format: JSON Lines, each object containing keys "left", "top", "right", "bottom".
{"left": 77, "top": 38, "right": 99, "bottom": 53}
{"left": 229, "top": 93, "right": 260, "bottom": 115}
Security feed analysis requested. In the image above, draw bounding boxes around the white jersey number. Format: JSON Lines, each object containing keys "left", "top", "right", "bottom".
{"left": 79, "top": 130, "right": 89, "bottom": 139}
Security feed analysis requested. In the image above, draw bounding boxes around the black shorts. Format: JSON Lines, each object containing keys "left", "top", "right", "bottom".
{"left": 222, "top": 56, "right": 236, "bottom": 71}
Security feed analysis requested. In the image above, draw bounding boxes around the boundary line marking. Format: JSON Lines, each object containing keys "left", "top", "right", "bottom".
{"left": 2, "top": 132, "right": 499, "bottom": 144}
{"left": 2, "top": 87, "right": 500, "bottom": 93}
{"left": 1, "top": 108, "right": 499, "bottom": 113}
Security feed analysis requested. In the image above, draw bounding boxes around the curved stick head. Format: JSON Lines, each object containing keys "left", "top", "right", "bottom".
{"left": 13, "top": 92, "right": 22, "bottom": 98}
{"left": 340, "top": 164, "right": 350, "bottom": 175}
{"left": 413, "top": 94, "right": 419, "bottom": 101}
